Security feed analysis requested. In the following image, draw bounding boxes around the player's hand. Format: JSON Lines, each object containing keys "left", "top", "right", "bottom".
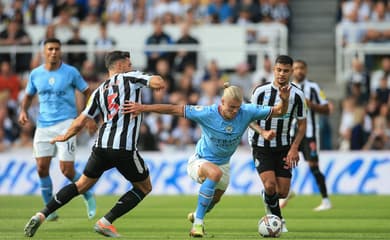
{"left": 18, "top": 111, "right": 29, "bottom": 126}
{"left": 305, "top": 99, "right": 313, "bottom": 109}
{"left": 50, "top": 135, "right": 66, "bottom": 144}
{"left": 261, "top": 130, "right": 276, "bottom": 141}
{"left": 278, "top": 85, "right": 291, "bottom": 102}
{"left": 283, "top": 148, "right": 299, "bottom": 168}
{"left": 121, "top": 101, "right": 142, "bottom": 117}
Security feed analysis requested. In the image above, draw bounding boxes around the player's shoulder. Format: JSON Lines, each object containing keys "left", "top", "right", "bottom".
{"left": 252, "top": 81, "right": 272, "bottom": 94}
{"left": 60, "top": 62, "right": 80, "bottom": 74}
{"left": 306, "top": 79, "right": 321, "bottom": 89}
{"left": 30, "top": 64, "right": 45, "bottom": 75}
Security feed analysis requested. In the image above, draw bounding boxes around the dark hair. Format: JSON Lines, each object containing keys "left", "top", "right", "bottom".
{"left": 294, "top": 59, "right": 307, "bottom": 67}
{"left": 275, "top": 55, "right": 293, "bottom": 66}
{"left": 104, "top": 51, "right": 130, "bottom": 69}
{"left": 43, "top": 38, "right": 61, "bottom": 46}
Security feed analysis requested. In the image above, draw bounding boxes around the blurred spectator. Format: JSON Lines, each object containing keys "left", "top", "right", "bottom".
{"left": 171, "top": 72, "right": 200, "bottom": 105}
{"left": 339, "top": 96, "right": 356, "bottom": 150}
{"left": 5, "top": 0, "right": 27, "bottom": 24}
{"left": 374, "top": 75, "right": 390, "bottom": 106}
{"left": 201, "top": 59, "right": 225, "bottom": 84}
{"left": 38, "top": 24, "right": 57, "bottom": 47}
{"left": 350, "top": 106, "right": 369, "bottom": 150}
{"left": 341, "top": 0, "right": 372, "bottom": 23}
{"left": 145, "top": 18, "right": 173, "bottom": 72}
{"left": 251, "top": 54, "right": 273, "bottom": 87}
{"left": 150, "top": 0, "right": 184, "bottom": 24}
{"left": 344, "top": 57, "right": 370, "bottom": 104}
{"left": 52, "top": 7, "right": 79, "bottom": 29}
{"left": 168, "top": 117, "right": 198, "bottom": 148}
{"left": 106, "top": 0, "right": 134, "bottom": 25}
{"left": 54, "top": 0, "right": 86, "bottom": 22}
{"left": 80, "top": 60, "right": 101, "bottom": 91}
{"left": 363, "top": 112, "right": 390, "bottom": 150}
{"left": 138, "top": 122, "right": 159, "bottom": 151}
{"left": 370, "top": 0, "right": 390, "bottom": 22}
{"left": 173, "top": 22, "right": 199, "bottom": 72}
{"left": 198, "top": 78, "right": 221, "bottom": 105}
{"left": 258, "top": 0, "right": 291, "bottom": 27}
{"left": 66, "top": 27, "right": 88, "bottom": 70}
{"left": 155, "top": 58, "right": 175, "bottom": 93}
{"left": 370, "top": 56, "right": 390, "bottom": 93}
{"left": 0, "top": 3, "right": 10, "bottom": 24}
{"left": 0, "top": 20, "right": 32, "bottom": 73}
{"left": 229, "top": 61, "right": 252, "bottom": 100}
{"left": 32, "top": 0, "right": 54, "bottom": 26}
{"left": 94, "top": 22, "right": 116, "bottom": 73}
{"left": 132, "top": 2, "right": 148, "bottom": 25}
{"left": 206, "top": 0, "right": 234, "bottom": 24}
{"left": 182, "top": 0, "right": 208, "bottom": 25}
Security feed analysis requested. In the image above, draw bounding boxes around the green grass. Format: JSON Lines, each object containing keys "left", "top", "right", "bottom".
{"left": 1, "top": 195, "right": 390, "bottom": 239}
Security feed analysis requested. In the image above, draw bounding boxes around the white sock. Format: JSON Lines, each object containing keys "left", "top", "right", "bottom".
{"left": 194, "top": 218, "right": 204, "bottom": 225}
{"left": 100, "top": 217, "right": 111, "bottom": 225}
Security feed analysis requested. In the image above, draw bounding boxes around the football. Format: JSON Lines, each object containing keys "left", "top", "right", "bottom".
{"left": 258, "top": 214, "right": 282, "bottom": 238}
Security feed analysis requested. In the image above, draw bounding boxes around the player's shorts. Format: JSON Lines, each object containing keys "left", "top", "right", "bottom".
{"left": 187, "top": 153, "right": 230, "bottom": 191}
{"left": 252, "top": 146, "right": 292, "bottom": 178}
{"left": 84, "top": 147, "right": 149, "bottom": 182}
{"left": 33, "top": 119, "right": 76, "bottom": 161}
{"left": 299, "top": 137, "right": 319, "bottom": 162}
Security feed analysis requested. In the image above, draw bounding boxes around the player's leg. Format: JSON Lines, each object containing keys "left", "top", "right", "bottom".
{"left": 306, "top": 139, "right": 331, "bottom": 211}
{"left": 94, "top": 150, "right": 150, "bottom": 238}
{"left": 24, "top": 175, "right": 98, "bottom": 237}
{"left": 276, "top": 177, "right": 291, "bottom": 232}
{"left": 57, "top": 132, "right": 96, "bottom": 219}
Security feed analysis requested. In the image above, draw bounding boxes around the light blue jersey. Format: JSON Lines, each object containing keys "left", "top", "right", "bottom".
{"left": 26, "top": 62, "right": 88, "bottom": 127}
{"left": 185, "top": 103, "right": 272, "bottom": 165}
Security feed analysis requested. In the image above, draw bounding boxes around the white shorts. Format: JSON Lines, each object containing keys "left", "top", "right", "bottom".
{"left": 187, "top": 154, "right": 230, "bottom": 191}
{"left": 33, "top": 119, "right": 76, "bottom": 161}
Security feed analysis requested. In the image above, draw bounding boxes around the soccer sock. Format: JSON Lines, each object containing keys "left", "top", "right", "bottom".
{"left": 206, "top": 201, "right": 216, "bottom": 213}
{"left": 41, "top": 183, "right": 79, "bottom": 217}
{"left": 40, "top": 176, "right": 53, "bottom": 205}
{"left": 104, "top": 188, "right": 146, "bottom": 224}
{"left": 310, "top": 166, "right": 328, "bottom": 198}
{"left": 264, "top": 192, "right": 282, "bottom": 219}
{"left": 195, "top": 179, "right": 216, "bottom": 223}
{"left": 72, "top": 172, "right": 93, "bottom": 200}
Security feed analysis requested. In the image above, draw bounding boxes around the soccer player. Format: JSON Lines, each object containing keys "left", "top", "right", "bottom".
{"left": 279, "top": 59, "right": 331, "bottom": 211}
{"left": 23, "top": 50, "right": 165, "bottom": 238}
{"left": 121, "top": 82, "right": 291, "bottom": 237}
{"left": 18, "top": 38, "right": 96, "bottom": 221}
{"left": 248, "top": 55, "right": 307, "bottom": 232}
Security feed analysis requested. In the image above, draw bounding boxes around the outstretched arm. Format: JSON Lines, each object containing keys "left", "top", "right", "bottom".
{"left": 50, "top": 114, "right": 90, "bottom": 143}
{"left": 149, "top": 76, "right": 165, "bottom": 91}
{"left": 270, "top": 85, "right": 290, "bottom": 117}
{"left": 122, "top": 101, "right": 185, "bottom": 117}
{"left": 249, "top": 122, "right": 276, "bottom": 141}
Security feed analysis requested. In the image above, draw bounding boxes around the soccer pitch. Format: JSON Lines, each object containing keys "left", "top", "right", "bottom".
{"left": 1, "top": 195, "right": 389, "bottom": 239}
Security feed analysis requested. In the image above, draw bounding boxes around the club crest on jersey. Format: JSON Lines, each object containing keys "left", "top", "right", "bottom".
{"left": 48, "top": 77, "right": 55, "bottom": 85}
{"left": 225, "top": 125, "right": 233, "bottom": 133}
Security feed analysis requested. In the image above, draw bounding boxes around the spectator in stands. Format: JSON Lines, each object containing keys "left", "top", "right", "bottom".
{"left": 174, "top": 22, "right": 199, "bottom": 72}
{"left": 54, "top": 0, "right": 86, "bottom": 22}
{"left": 155, "top": 58, "right": 176, "bottom": 93}
{"left": 258, "top": 0, "right": 291, "bottom": 26}
{"left": 66, "top": 27, "right": 88, "bottom": 70}
{"left": 182, "top": 0, "right": 208, "bottom": 25}
{"left": 350, "top": 106, "right": 369, "bottom": 150}
{"left": 52, "top": 7, "right": 79, "bottom": 29}
{"left": 106, "top": 0, "right": 134, "bottom": 25}
{"left": 198, "top": 78, "right": 221, "bottom": 106}
{"left": 94, "top": 22, "right": 116, "bottom": 73}
{"left": 138, "top": 122, "right": 159, "bottom": 151}
{"left": 32, "top": 0, "right": 54, "bottom": 26}
{"left": 145, "top": 18, "right": 173, "bottom": 72}
{"left": 171, "top": 72, "right": 200, "bottom": 105}
{"left": 80, "top": 60, "right": 101, "bottom": 91}
{"left": 252, "top": 54, "right": 273, "bottom": 87}
{"left": 341, "top": 0, "right": 372, "bottom": 23}
{"left": 370, "top": 56, "right": 390, "bottom": 93}
{"left": 229, "top": 61, "right": 253, "bottom": 100}
{"left": 206, "top": 0, "right": 234, "bottom": 24}
{"left": 339, "top": 96, "right": 356, "bottom": 150}
{"left": 168, "top": 117, "right": 198, "bottom": 148}
{"left": 344, "top": 57, "right": 370, "bottom": 104}
{"left": 370, "top": 0, "right": 390, "bottom": 22}
{"left": 150, "top": 0, "right": 184, "bottom": 24}
{"left": 374, "top": 75, "right": 390, "bottom": 106}
{"left": 0, "top": 3, "right": 10, "bottom": 24}
{"left": 363, "top": 110, "right": 390, "bottom": 150}
{"left": 0, "top": 19, "right": 32, "bottom": 73}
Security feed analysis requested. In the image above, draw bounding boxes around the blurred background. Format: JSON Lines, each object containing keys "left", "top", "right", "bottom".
{"left": 0, "top": 0, "right": 389, "bottom": 196}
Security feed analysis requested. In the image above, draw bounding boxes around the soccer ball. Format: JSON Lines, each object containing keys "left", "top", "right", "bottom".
{"left": 258, "top": 214, "right": 282, "bottom": 238}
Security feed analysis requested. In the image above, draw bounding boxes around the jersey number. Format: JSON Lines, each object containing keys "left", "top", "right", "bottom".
{"left": 107, "top": 93, "right": 119, "bottom": 120}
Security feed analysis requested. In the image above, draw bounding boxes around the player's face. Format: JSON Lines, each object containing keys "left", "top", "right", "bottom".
{"left": 120, "top": 57, "right": 132, "bottom": 72}
{"left": 273, "top": 63, "right": 292, "bottom": 87}
{"left": 44, "top": 42, "right": 61, "bottom": 64}
{"left": 220, "top": 97, "right": 241, "bottom": 120}
{"left": 293, "top": 62, "right": 307, "bottom": 82}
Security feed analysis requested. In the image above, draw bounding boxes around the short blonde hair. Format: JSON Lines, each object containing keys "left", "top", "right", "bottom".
{"left": 222, "top": 82, "right": 243, "bottom": 101}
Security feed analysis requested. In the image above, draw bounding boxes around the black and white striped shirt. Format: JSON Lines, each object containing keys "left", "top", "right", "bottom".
{"left": 248, "top": 82, "right": 307, "bottom": 148}
{"left": 83, "top": 71, "right": 152, "bottom": 151}
{"left": 294, "top": 79, "right": 328, "bottom": 139}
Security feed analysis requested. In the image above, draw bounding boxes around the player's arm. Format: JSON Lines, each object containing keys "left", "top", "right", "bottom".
{"left": 18, "top": 94, "right": 34, "bottom": 125}
{"left": 270, "top": 85, "right": 290, "bottom": 117}
{"left": 306, "top": 100, "right": 330, "bottom": 114}
{"left": 122, "top": 101, "right": 185, "bottom": 117}
{"left": 50, "top": 113, "right": 90, "bottom": 143}
{"left": 249, "top": 122, "right": 276, "bottom": 141}
{"left": 285, "top": 118, "right": 306, "bottom": 168}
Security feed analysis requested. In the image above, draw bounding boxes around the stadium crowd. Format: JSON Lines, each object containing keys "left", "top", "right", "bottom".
{"left": 1, "top": 0, "right": 390, "bottom": 152}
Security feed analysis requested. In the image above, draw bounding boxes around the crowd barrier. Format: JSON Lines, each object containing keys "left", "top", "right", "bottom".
{"left": 1, "top": 146, "right": 389, "bottom": 195}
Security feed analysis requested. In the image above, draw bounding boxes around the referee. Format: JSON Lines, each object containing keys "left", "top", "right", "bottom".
{"left": 248, "top": 55, "right": 307, "bottom": 233}
{"left": 24, "top": 51, "right": 165, "bottom": 238}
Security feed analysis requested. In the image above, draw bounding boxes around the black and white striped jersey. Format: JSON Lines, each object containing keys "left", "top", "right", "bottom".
{"left": 294, "top": 79, "right": 328, "bottom": 139}
{"left": 248, "top": 82, "right": 307, "bottom": 148}
{"left": 83, "top": 70, "right": 152, "bottom": 151}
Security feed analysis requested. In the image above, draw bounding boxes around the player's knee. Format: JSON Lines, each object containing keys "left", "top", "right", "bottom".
{"left": 208, "top": 168, "right": 223, "bottom": 182}
{"left": 263, "top": 182, "right": 277, "bottom": 194}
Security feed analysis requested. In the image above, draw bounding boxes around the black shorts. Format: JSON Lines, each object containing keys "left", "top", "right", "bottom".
{"left": 83, "top": 147, "right": 150, "bottom": 182}
{"left": 299, "top": 137, "right": 319, "bottom": 162}
{"left": 252, "top": 146, "right": 292, "bottom": 178}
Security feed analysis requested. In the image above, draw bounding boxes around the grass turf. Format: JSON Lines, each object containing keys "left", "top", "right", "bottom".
{"left": 1, "top": 195, "right": 389, "bottom": 239}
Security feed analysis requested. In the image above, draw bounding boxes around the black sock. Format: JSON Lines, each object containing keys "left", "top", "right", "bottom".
{"left": 42, "top": 183, "right": 79, "bottom": 217}
{"left": 264, "top": 192, "right": 282, "bottom": 219}
{"left": 310, "top": 166, "right": 328, "bottom": 198}
{"left": 105, "top": 188, "right": 146, "bottom": 223}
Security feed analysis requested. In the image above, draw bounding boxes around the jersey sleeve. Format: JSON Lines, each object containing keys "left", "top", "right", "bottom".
{"left": 72, "top": 67, "right": 89, "bottom": 92}
{"left": 184, "top": 105, "right": 209, "bottom": 124}
{"left": 295, "top": 91, "right": 307, "bottom": 120}
{"left": 82, "top": 87, "right": 101, "bottom": 118}
{"left": 246, "top": 104, "right": 272, "bottom": 121}
{"left": 122, "top": 71, "right": 152, "bottom": 89}
{"left": 314, "top": 83, "right": 328, "bottom": 105}
{"left": 25, "top": 71, "right": 37, "bottom": 96}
